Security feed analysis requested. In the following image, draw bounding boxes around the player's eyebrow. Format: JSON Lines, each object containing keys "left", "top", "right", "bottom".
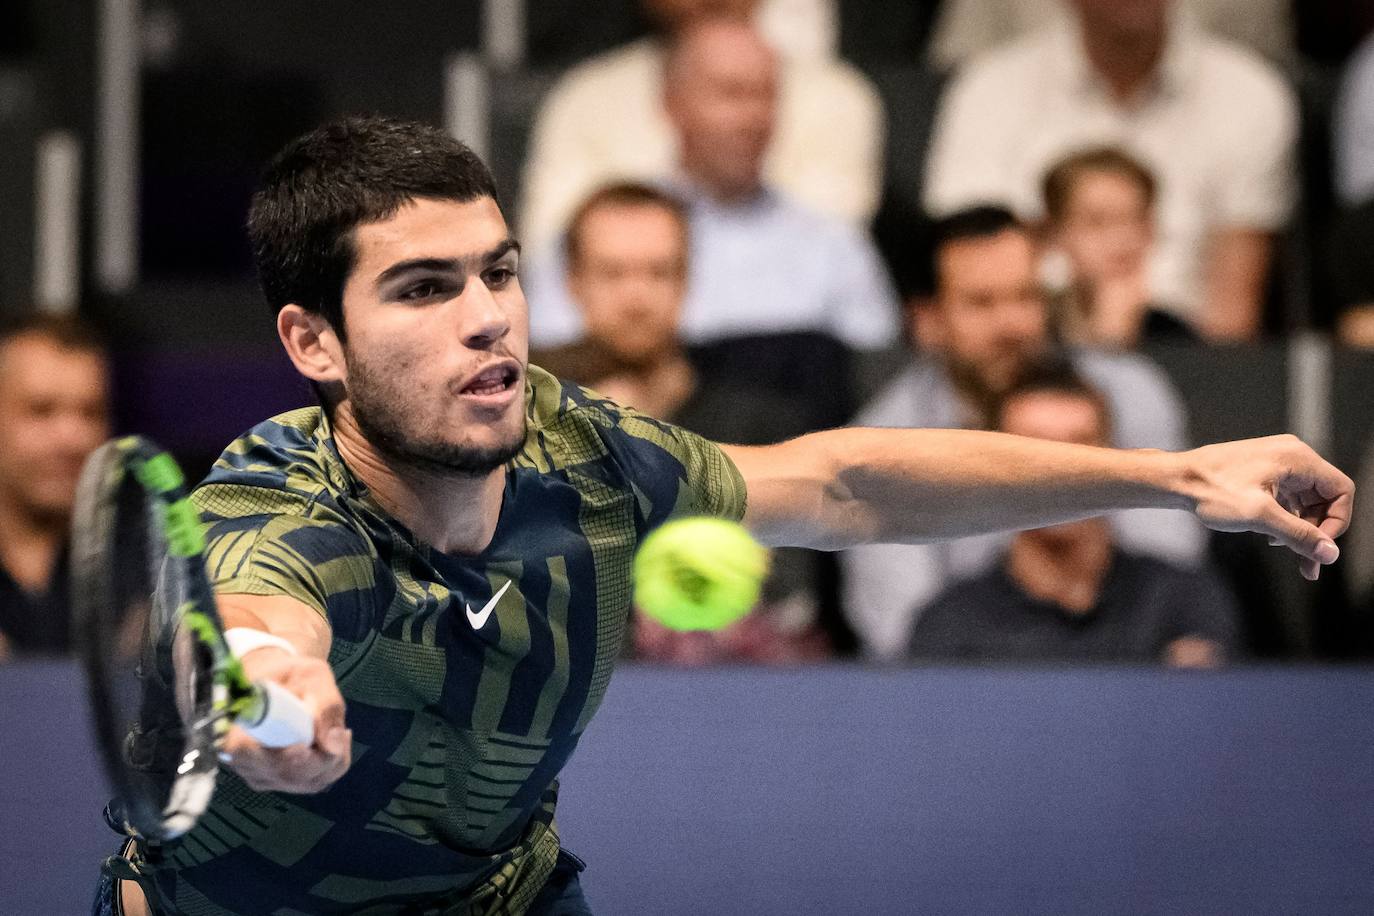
{"left": 373, "top": 238, "right": 521, "bottom": 290}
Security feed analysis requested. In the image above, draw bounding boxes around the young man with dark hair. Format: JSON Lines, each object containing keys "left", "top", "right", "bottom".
{"left": 0, "top": 314, "right": 110, "bottom": 661}
{"left": 98, "top": 116, "right": 1353, "bottom": 916}
{"left": 909, "top": 360, "right": 1240, "bottom": 665}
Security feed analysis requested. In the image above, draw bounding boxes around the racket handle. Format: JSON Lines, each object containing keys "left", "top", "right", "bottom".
{"left": 242, "top": 680, "right": 316, "bottom": 748}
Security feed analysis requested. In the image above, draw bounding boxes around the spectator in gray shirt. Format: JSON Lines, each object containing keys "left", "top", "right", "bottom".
{"left": 842, "top": 205, "right": 1203, "bottom": 660}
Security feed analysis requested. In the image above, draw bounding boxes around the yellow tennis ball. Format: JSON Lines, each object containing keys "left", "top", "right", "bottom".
{"left": 633, "top": 516, "right": 769, "bottom": 631}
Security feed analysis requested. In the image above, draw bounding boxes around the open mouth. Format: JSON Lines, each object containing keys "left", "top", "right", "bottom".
{"left": 459, "top": 363, "right": 521, "bottom": 399}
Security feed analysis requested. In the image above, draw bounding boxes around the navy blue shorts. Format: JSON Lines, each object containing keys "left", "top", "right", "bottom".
{"left": 92, "top": 849, "right": 592, "bottom": 915}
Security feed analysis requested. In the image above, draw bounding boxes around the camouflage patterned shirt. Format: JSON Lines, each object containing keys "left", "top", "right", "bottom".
{"left": 135, "top": 365, "right": 746, "bottom": 915}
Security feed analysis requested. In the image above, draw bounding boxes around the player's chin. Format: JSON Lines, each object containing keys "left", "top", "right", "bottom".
{"left": 452, "top": 403, "right": 527, "bottom": 451}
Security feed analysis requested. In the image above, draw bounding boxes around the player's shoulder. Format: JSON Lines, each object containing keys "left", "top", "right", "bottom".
{"left": 521, "top": 364, "right": 684, "bottom": 472}
{"left": 193, "top": 407, "right": 349, "bottom": 522}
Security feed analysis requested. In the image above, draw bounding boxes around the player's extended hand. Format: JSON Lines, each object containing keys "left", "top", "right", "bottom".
{"left": 1183, "top": 434, "right": 1355, "bottom": 581}
{"left": 221, "top": 648, "right": 353, "bottom": 793}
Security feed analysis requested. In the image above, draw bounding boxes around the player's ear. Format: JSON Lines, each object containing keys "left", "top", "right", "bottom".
{"left": 278, "top": 304, "right": 345, "bottom": 384}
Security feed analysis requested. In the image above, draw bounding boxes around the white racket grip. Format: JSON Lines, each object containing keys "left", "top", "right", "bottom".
{"left": 243, "top": 680, "right": 315, "bottom": 748}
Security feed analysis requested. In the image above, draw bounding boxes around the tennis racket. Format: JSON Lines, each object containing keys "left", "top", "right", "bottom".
{"left": 71, "top": 435, "right": 313, "bottom": 842}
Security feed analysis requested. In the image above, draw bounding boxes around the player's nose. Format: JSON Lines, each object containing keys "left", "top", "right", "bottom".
{"left": 455, "top": 282, "right": 511, "bottom": 349}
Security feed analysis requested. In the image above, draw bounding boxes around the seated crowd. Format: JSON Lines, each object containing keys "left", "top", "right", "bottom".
{"left": 2, "top": 0, "right": 1372, "bottom": 665}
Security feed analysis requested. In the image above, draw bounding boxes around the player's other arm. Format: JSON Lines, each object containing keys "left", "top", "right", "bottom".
{"left": 720, "top": 429, "right": 1353, "bottom": 580}
{"left": 215, "top": 594, "right": 352, "bottom": 793}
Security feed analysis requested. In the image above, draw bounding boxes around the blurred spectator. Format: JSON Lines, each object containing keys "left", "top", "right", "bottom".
{"left": 924, "top": 0, "right": 1298, "bottom": 341}
{"left": 525, "top": 17, "right": 899, "bottom": 429}
{"left": 928, "top": 0, "right": 1295, "bottom": 71}
{"left": 1335, "top": 32, "right": 1374, "bottom": 208}
{"left": 533, "top": 182, "right": 830, "bottom": 664}
{"left": 1328, "top": 198, "right": 1374, "bottom": 349}
{"left": 0, "top": 315, "right": 110, "bottom": 661}
{"left": 908, "top": 361, "right": 1239, "bottom": 666}
{"left": 518, "top": 0, "right": 884, "bottom": 256}
{"left": 841, "top": 206, "right": 1202, "bottom": 660}
{"left": 1349, "top": 439, "right": 1374, "bottom": 622}
{"left": 1041, "top": 146, "right": 1197, "bottom": 348}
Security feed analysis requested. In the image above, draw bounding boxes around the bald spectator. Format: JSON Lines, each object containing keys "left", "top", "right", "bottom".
{"left": 518, "top": 0, "right": 883, "bottom": 257}
{"left": 908, "top": 361, "right": 1239, "bottom": 667}
{"left": 527, "top": 18, "right": 899, "bottom": 432}
{"left": 0, "top": 315, "right": 110, "bottom": 661}
{"left": 924, "top": 0, "right": 1297, "bottom": 341}
{"left": 841, "top": 206, "right": 1202, "bottom": 660}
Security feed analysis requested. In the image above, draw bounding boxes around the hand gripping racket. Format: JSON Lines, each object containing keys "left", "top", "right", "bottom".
{"left": 71, "top": 436, "right": 313, "bottom": 841}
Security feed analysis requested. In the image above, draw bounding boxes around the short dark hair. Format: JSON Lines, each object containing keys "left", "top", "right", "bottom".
{"left": 932, "top": 204, "right": 1024, "bottom": 251}
{"left": 564, "top": 182, "right": 689, "bottom": 267}
{"left": 246, "top": 115, "right": 499, "bottom": 339}
{"left": 0, "top": 313, "right": 106, "bottom": 357}
{"left": 1041, "top": 146, "right": 1157, "bottom": 223}
{"left": 929, "top": 204, "right": 1027, "bottom": 291}
{"left": 992, "top": 357, "right": 1113, "bottom": 439}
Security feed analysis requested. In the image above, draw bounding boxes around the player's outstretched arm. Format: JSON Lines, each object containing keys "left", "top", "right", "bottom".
{"left": 721, "top": 430, "right": 1353, "bottom": 580}
{"left": 215, "top": 594, "right": 353, "bottom": 793}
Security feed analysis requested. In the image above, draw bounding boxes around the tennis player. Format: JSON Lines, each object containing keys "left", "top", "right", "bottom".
{"left": 98, "top": 116, "right": 1352, "bottom": 916}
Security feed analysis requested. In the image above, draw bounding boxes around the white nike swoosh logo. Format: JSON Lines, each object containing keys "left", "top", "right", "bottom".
{"left": 466, "top": 580, "right": 512, "bottom": 630}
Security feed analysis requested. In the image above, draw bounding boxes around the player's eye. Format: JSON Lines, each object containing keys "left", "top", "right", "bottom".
{"left": 398, "top": 280, "right": 451, "bottom": 301}
{"left": 484, "top": 266, "right": 516, "bottom": 289}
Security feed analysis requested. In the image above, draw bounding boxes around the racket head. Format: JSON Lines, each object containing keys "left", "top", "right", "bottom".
{"left": 71, "top": 437, "right": 229, "bottom": 842}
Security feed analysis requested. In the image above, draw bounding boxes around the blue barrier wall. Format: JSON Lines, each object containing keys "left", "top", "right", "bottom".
{"left": 3, "top": 662, "right": 1372, "bottom": 914}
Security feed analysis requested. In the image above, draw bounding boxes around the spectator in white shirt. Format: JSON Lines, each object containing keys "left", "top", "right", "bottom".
{"left": 841, "top": 205, "right": 1203, "bottom": 660}
{"left": 927, "top": 0, "right": 1295, "bottom": 72}
{"left": 924, "top": 0, "right": 1298, "bottom": 341}
{"left": 524, "top": 17, "right": 899, "bottom": 376}
{"left": 517, "top": 0, "right": 884, "bottom": 256}
{"left": 1334, "top": 32, "right": 1374, "bottom": 208}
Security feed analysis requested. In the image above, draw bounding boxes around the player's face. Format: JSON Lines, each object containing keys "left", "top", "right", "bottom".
{"left": 933, "top": 230, "right": 1049, "bottom": 396}
{"left": 0, "top": 336, "right": 109, "bottom": 520}
{"left": 568, "top": 204, "right": 688, "bottom": 366}
{"left": 337, "top": 196, "right": 529, "bottom": 476}
{"left": 1055, "top": 170, "right": 1153, "bottom": 282}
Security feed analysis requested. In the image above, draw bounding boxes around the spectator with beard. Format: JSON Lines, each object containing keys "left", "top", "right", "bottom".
{"left": 841, "top": 205, "right": 1200, "bottom": 660}
{"left": 0, "top": 314, "right": 111, "bottom": 661}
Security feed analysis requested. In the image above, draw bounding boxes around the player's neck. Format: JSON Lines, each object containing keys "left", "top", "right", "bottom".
{"left": 0, "top": 489, "right": 66, "bottom": 591}
{"left": 329, "top": 412, "right": 506, "bottom": 556}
